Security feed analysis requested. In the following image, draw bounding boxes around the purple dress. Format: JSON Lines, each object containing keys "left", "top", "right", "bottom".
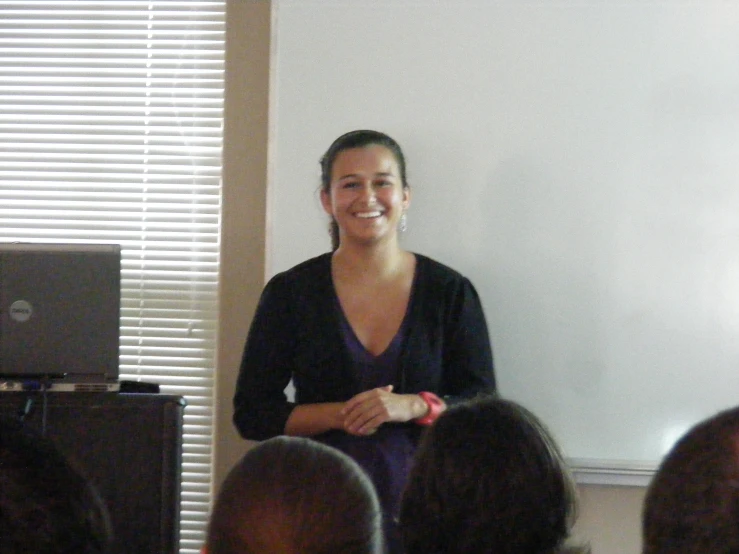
{"left": 316, "top": 302, "right": 416, "bottom": 553}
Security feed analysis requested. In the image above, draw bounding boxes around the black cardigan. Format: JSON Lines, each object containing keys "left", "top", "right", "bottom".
{"left": 233, "top": 252, "right": 495, "bottom": 441}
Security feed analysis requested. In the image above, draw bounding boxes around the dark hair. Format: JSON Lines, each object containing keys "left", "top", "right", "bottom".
{"left": 642, "top": 406, "right": 739, "bottom": 554}
{"left": 399, "top": 397, "right": 586, "bottom": 554}
{"left": 0, "top": 416, "right": 112, "bottom": 554}
{"left": 207, "top": 436, "right": 384, "bottom": 554}
{"left": 320, "top": 129, "right": 409, "bottom": 251}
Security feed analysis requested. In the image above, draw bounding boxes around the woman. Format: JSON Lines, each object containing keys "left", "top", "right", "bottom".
{"left": 206, "top": 436, "right": 384, "bottom": 554}
{"left": 233, "top": 129, "right": 495, "bottom": 551}
{"left": 399, "top": 397, "right": 589, "bottom": 554}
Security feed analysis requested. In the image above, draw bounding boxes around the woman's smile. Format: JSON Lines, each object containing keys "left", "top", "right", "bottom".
{"left": 322, "top": 144, "right": 409, "bottom": 246}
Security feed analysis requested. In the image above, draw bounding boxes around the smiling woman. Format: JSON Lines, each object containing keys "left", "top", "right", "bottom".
{"left": 320, "top": 131, "right": 411, "bottom": 252}
{"left": 232, "top": 129, "right": 496, "bottom": 553}
{"left": 321, "top": 144, "right": 409, "bottom": 252}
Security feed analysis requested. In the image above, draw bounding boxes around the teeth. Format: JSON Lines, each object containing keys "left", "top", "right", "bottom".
{"left": 356, "top": 211, "right": 382, "bottom": 218}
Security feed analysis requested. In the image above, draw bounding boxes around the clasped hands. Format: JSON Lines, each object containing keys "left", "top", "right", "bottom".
{"left": 340, "top": 385, "right": 427, "bottom": 436}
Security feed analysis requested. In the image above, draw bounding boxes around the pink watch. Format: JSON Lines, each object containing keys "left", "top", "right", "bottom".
{"left": 415, "top": 391, "right": 444, "bottom": 426}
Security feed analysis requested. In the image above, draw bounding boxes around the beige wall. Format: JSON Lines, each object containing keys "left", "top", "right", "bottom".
{"left": 216, "top": 3, "right": 646, "bottom": 553}
{"left": 215, "top": 0, "right": 271, "bottom": 486}
{"left": 573, "top": 485, "right": 646, "bottom": 553}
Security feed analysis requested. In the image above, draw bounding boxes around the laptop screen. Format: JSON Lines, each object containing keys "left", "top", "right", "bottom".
{"left": 0, "top": 243, "right": 121, "bottom": 382}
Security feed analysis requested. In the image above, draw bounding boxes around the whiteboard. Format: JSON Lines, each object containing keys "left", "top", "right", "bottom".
{"left": 267, "top": 0, "right": 739, "bottom": 474}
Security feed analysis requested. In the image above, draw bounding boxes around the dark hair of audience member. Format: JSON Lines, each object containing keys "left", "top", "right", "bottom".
{"left": 0, "top": 416, "right": 112, "bottom": 554}
{"left": 399, "top": 396, "right": 588, "bottom": 554}
{"left": 642, "top": 406, "right": 739, "bottom": 554}
{"left": 206, "top": 435, "right": 385, "bottom": 554}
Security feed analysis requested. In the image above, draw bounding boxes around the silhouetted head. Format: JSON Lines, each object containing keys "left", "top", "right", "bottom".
{"left": 0, "top": 416, "right": 112, "bottom": 554}
{"left": 642, "top": 406, "right": 739, "bottom": 553}
{"left": 206, "top": 436, "right": 384, "bottom": 554}
{"left": 400, "top": 396, "right": 583, "bottom": 554}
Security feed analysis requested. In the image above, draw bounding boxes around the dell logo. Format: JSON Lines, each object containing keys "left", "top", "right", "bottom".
{"left": 9, "top": 300, "right": 32, "bottom": 322}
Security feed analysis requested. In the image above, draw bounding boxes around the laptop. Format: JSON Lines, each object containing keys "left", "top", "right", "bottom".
{"left": 0, "top": 243, "right": 121, "bottom": 391}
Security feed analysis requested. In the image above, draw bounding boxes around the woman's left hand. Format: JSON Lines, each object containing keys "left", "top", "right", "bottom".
{"left": 341, "top": 385, "right": 428, "bottom": 436}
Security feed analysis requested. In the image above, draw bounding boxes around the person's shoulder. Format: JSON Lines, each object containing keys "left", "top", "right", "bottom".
{"left": 266, "top": 253, "right": 332, "bottom": 290}
{"left": 282, "top": 252, "right": 331, "bottom": 276}
{"left": 414, "top": 253, "right": 468, "bottom": 285}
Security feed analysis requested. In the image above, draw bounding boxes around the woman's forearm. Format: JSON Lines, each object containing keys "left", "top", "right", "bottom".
{"left": 284, "top": 402, "right": 346, "bottom": 436}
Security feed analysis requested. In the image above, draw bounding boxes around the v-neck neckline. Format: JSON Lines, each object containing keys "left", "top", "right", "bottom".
{"left": 329, "top": 253, "right": 419, "bottom": 359}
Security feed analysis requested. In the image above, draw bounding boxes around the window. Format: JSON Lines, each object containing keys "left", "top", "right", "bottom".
{"left": 0, "top": 2, "right": 225, "bottom": 552}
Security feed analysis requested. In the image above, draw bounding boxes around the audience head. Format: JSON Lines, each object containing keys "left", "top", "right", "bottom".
{"left": 642, "top": 406, "right": 739, "bottom": 554}
{"left": 320, "top": 129, "right": 409, "bottom": 251}
{"left": 0, "top": 416, "right": 112, "bottom": 554}
{"left": 400, "top": 396, "right": 585, "bottom": 554}
{"left": 206, "top": 435, "right": 384, "bottom": 554}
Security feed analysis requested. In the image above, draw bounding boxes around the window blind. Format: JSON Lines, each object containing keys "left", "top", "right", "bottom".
{"left": 0, "top": 2, "right": 224, "bottom": 552}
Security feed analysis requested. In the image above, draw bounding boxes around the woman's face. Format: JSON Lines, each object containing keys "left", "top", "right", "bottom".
{"left": 321, "top": 145, "right": 410, "bottom": 247}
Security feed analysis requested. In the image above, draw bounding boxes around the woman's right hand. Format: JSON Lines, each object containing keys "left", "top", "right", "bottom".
{"left": 341, "top": 385, "right": 428, "bottom": 436}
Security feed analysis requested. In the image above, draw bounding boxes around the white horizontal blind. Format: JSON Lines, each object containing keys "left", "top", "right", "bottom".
{"left": 0, "top": 2, "right": 224, "bottom": 552}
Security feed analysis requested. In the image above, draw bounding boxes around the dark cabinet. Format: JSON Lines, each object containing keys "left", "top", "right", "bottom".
{"left": 0, "top": 392, "right": 184, "bottom": 554}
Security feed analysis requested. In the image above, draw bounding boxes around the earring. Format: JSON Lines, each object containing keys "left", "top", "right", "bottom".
{"left": 399, "top": 212, "right": 407, "bottom": 233}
